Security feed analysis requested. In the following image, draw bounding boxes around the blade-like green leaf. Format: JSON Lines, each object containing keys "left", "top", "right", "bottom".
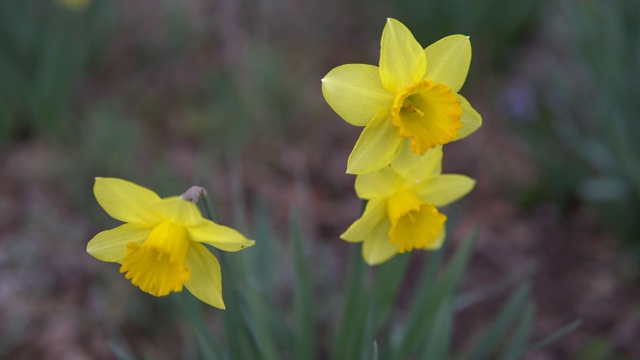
{"left": 371, "top": 253, "right": 411, "bottom": 331}
{"left": 455, "top": 262, "right": 536, "bottom": 312}
{"left": 359, "top": 300, "right": 379, "bottom": 360}
{"left": 217, "top": 252, "right": 256, "bottom": 359}
{"left": 421, "top": 297, "right": 453, "bottom": 360}
{"left": 467, "top": 283, "right": 531, "bottom": 360}
{"left": 291, "top": 213, "right": 318, "bottom": 360}
{"left": 238, "top": 199, "right": 279, "bottom": 360}
{"left": 500, "top": 302, "right": 536, "bottom": 360}
{"left": 372, "top": 340, "right": 379, "bottom": 360}
{"left": 333, "top": 244, "right": 368, "bottom": 360}
{"left": 173, "top": 293, "right": 220, "bottom": 360}
{"left": 394, "top": 226, "right": 477, "bottom": 358}
{"left": 110, "top": 343, "right": 137, "bottom": 360}
{"left": 527, "top": 320, "right": 582, "bottom": 354}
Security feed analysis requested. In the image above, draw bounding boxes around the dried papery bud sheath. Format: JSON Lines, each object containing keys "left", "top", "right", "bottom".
{"left": 180, "top": 186, "right": 207, "bottom": 204}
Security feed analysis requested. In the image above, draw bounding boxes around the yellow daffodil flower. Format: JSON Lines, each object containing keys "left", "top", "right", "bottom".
{"left": 341, "top": 146, "right": 475, "bottom": 265}
{"left": 322, "top": 18, "right": 482, "bottom": 174}
{"left": 87, "top": 178, "right": 255, "bottom": 309}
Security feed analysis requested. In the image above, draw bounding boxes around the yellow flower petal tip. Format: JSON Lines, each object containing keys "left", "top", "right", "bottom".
{"left": 322, "top": 19, "right": 481, "bottom": 173}
{"left": 345, "top": 147, "right": 475, "bottom": 265}
{"left": 87, "top": 177, "right": 253, "bottom": 308}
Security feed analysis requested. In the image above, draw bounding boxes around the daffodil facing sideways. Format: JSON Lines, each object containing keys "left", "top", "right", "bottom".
{"left": 86, "top": 178, "right": 255, "bottom": 309}
{"left": 322, "top": 18, "right": 482, "bottom": 175}
{"left": 341, "top": 145, "right": 475, "bottom": 265}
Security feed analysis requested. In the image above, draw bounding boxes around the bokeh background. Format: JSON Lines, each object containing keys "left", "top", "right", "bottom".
{"left": 1, "top": 0, "right": 639, "bottom": 358}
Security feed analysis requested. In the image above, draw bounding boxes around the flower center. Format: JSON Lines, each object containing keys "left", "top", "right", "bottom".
{"left": 390, "top": 80, "right": 462, "bottom": 155}
{"left": 386, "top": 190, "right": 446, "bottom": 253}
{"left": 119, "top": 221, "right": 191, "bottom": 297}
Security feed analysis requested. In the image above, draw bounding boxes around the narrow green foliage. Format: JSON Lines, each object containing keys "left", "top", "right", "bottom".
{"left": 455, "top": 262, "right": 536, "bottom": 311}
{"left": 0, "top": 0, "right": 113, "bottom": 141}
{"left": 110, "top": 344, "right": 137, "bottom": 360}
{"left": 333, "top": 245, "right": 368, "bottom": 360}
{"left": 217, "top": 252, "right": 258, "bottom": 359}
{"left": 527, "top": 320, "right": 582, "bottom": 354}
{"left": 201, "top": 191, "right": 257, "bottom": 359}
{"left": 501, "top": 303, "right": 536, "bottom": 360}
{"left": 240, "top": 201, "right": 280, "bottom": 360}
{"left": 371, "top": 254, "right": 411, "bottom": 330}
{"left": 173, "top": 294, "right": 220, "bottom": 360}
{"left": 359, "top": 301, "right": 380, "bottom": 360}
{"left": 421, "top": 298, "right": 453, "bottom": 360}
{"left": 372, "top": 341, "right": 379, "bottom": 360}
{"left": 467, "top": 283, "right": 531, "bottom": 360}
{"left": 393, "top": 227, "right": 477, "bottom": 358}
{"left": 290, "top": 213, "right": 318, "bottom": 360}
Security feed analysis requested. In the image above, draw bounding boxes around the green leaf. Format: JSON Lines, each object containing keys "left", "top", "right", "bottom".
{"left": 291, "top": 212, "right": 318, "bottom": 359}
{"left": 393, "top": 226, "right": 477, "bottom": 358}
{"left": 110, "top": 343, "right": 137, "bottom": 360}
{"left": 217, "top": 251, "right": 258, "bottom": 360}
{"left": 527, "top": 320, "right": 582, "bottom": 354}
{"left": 173, "top": 293, "right": 220, "bottom": 360}
{"left": 371, "top": 253, "right": 411, "bottom": 331}
{"left": 238, "top": 199, "right": 280, "bottom": 360}
{"left": 500, "top": 302, "right": 536, "bottom": 360}
{"left": 455, "top": 262, "right": 536, "bottom": 311}
{"left": 333, "top": 245, "right": 368, "bottom": 360}
{"left": 371, "top": 340, "right": 379, "bottom": 360}
{"left": 359, "top": 300, "right": 380, "bottom": 360}
{"left": 467, "top": 283, "right": 531, "bottom": 360}
{"left": 421, "top": 297, "right": 453, "bottom": 360}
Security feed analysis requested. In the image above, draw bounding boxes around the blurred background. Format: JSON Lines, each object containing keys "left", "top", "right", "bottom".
{"left": 1, "top": 0, "right": 639, "bottom": 358}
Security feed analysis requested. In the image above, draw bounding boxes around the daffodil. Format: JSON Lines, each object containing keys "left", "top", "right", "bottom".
{"left": 322, "top": 18, "right": 482, "bottom": 174}
{"left": 341, "top": 146, "right": 475, "bottom": 265}
{"left": 87, "top": 178, "right": 255, "bottom": 308}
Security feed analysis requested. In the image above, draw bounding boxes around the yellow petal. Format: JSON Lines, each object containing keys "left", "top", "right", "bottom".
{"left": 391, "top": 143, "right": 443, "bottom": 183}
{"left": 120, "top": 238, "right": 191, "bottom": 297}
{"left": 341, "top": 198, "right": 386, "bottom": 242}
{"left": 423, "top": 35, "right": 471, "bottom": 93}
{"left": 386, "top": 189, "right": 422, "bottom": 223}
{"left": 321, "top": 64, "right": 393, "bottom": 126}
{"left": 149, "top": 197, "right": 204, "bottom": 227}
{"left": 379, "top": 18, "right": 427, "bottom": 92}
{"left": 417, "top": 174, "right": 476, "bottom": 207}
{"left": 425, "top": 226, "right": 446, "bottom": 250}
{"left": 388, "top": 203, "right": 446, "bottom": 253}
{"left": 184, "top": 242, "right": 225, "bottom": 309}
{"left": 87, "top": 223, "right": 152, "bottom": 263}
{"left": 362, "top": 218, "right": 396, "bottom": 265}
{"left": 188, "top": 220, "right": 255, "bottom": 252}
{"left": 390, "top": 81, "right": 462, "bottom": 154}
{"left": 354, "top": 166, "right": 397, "bottom": 199}
{"left": 347, "top": 111, "right": 403, "bottom": 174}
{"left": 453, "top": 94, "right": 482, "bottom": 140}
{"left": 94, "top": 178, "right": 161, "bottom": 224}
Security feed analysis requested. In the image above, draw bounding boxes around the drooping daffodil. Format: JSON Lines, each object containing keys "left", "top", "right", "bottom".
{"left": 87, "top": 177, "right": 254, "bottom": 309}
{"left": 341, "top": 146, "right": 475, "bottom": 265}
{"left": 322, "top": 18, "right": 482, "bottom": 174}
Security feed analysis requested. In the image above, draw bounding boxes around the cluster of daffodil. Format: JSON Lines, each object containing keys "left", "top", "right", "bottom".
{"left": 322, "top": 18, "right": 482, "bottom": 265}
{"left": 86, "top": 18, "right": 481, "bottom": 309}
